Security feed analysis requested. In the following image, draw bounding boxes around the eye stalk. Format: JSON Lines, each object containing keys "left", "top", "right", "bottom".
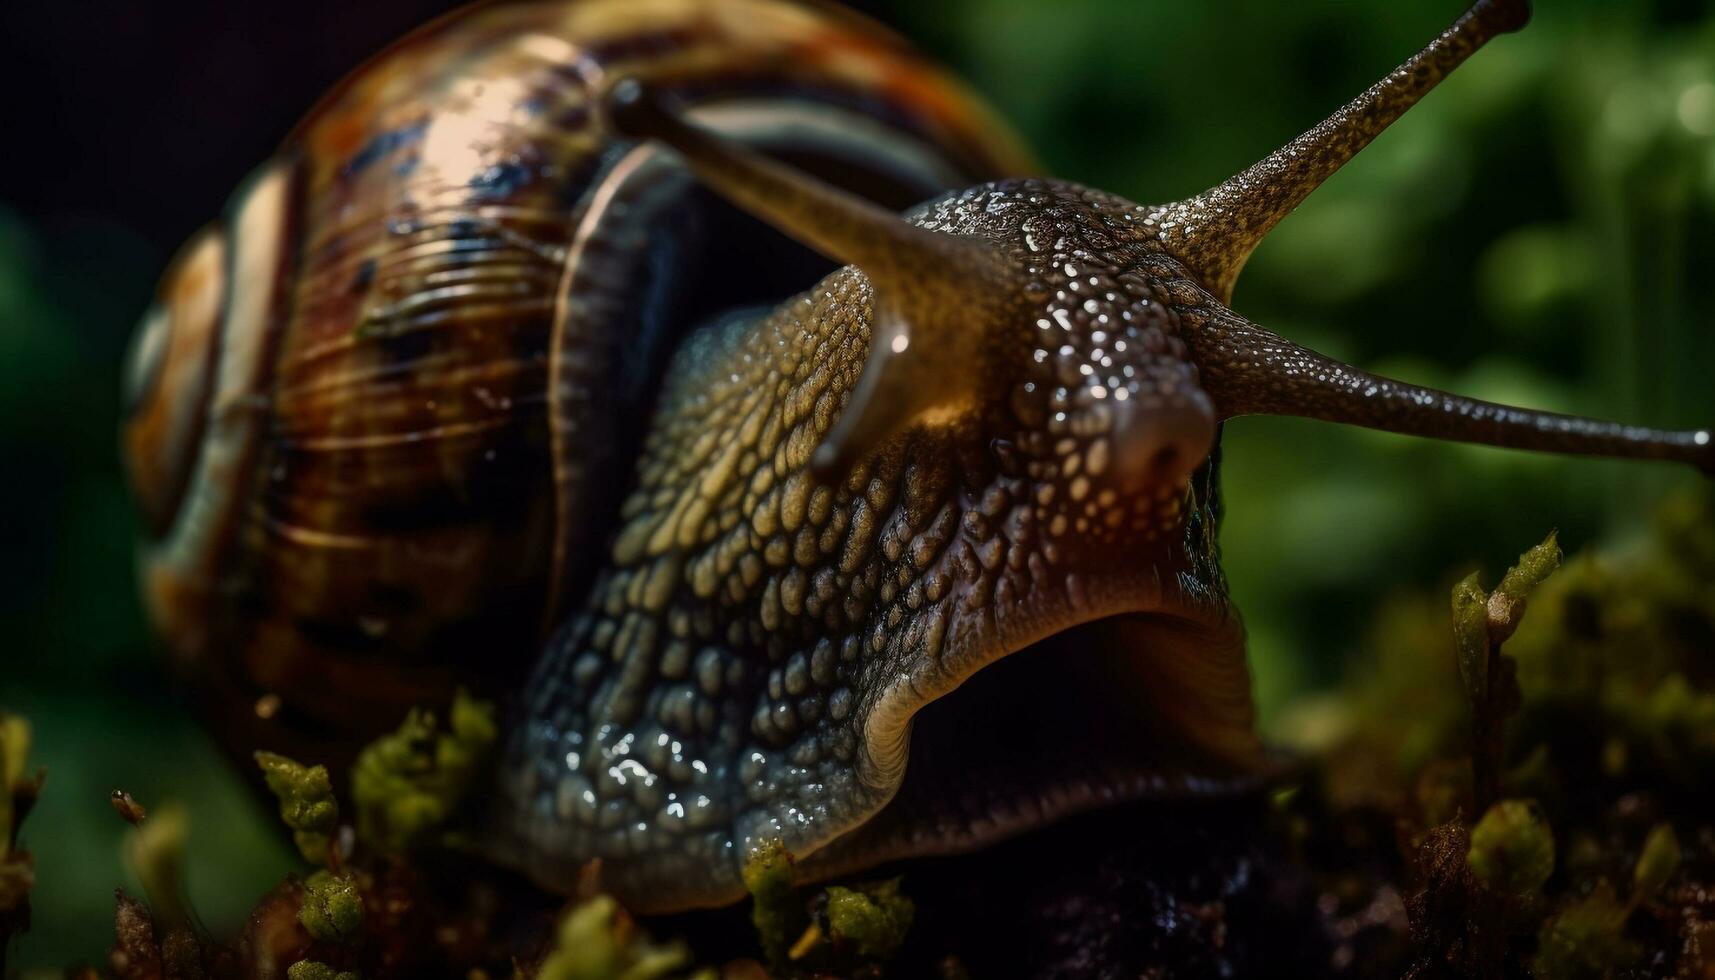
{"left": 1145, "top": 0, "right": 1712, "bottom": 476}
{"left": 605, "top": 79, "right": 1018, "bottom": 481}
{"left": 605, "top": 0, "right": 1711, "bottom": 485}
{"left": 1157, "top": 0, "right": 1533, "bottom": 302}
{"left": 1182, "top": 303, "right": 1714, "bottom": 474}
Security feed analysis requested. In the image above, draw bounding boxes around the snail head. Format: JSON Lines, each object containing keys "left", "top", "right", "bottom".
{"left": 607, "top": 0, "right": 1709, "bottom": 491}
{"left": 503, "top": 0, "right": 1710, "bottom": 910}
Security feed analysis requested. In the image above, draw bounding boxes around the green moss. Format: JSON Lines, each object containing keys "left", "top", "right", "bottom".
{"left": 0, "top": 713, "right": 36, "bottom": 919}
{"left": 1533, "top": 882, "right": 1636, "bottom": 980}
{"left": 449, "top": 691, "right": 499, "bottom": 748}
{"left": 1468, "top": 799, "right": 1554, "bottom": 898}
{"left": 298, "top": 870, "right": 363, "bottom": 944}
{"left": 255, "top": 751, "right": 338, "bottom": 864}
{"left": 1315, "top": 496, "right": 1715, "bottom": 975}
{"left": 536, "top": 894, "right": 709, "bottom": 980}
{"left": 1450, "top": 531, "right": 1562, "bottom": 811}
{"left": 739, "top": 839, "right": 918, "bottom": 974}
{"left": 1488, "top": 532, "right": 1562, "bottom": 644}
{"left": 0, "top": 714, "right": 29, "bottom": 856}
{"left": 741, "top": 838, "right": 800, "bottom": 970}
{"left": 122, "top": 802, "right": 191, "bottom": 931}
{"left": 350, "top": 690, "right": 497, "bottom": 853}
{"left": 1632, "top": 823, "right": 1680, "bottom": 902}
{"left": 1451, "top": 572, "right": 1490, "bottom": 705}
{"left": 1451, "top": 533, "right": 1565, "bottom": 703}
{"left": 1498, "top": 495, "right": 1715, "bottom": 794}
{"left": 824, "top": 878, "right": 914, "bottom": 961}
{"left": 286, "top": 961, "right": 360, "bottom": 980}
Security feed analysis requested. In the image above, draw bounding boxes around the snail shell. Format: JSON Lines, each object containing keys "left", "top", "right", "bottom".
{"left": 120, "top": 0, "right": 1033, "bottom": 762}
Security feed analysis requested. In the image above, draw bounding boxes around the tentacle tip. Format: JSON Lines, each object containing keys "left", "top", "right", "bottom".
{"left": 1484, "top": 0, "right": 1532, "bottom": 34}
{"left": 604, "top": 77, "right": 671, "bottom": 140}
{"left": 1695, "top": 429, "right": 1713, "bottom": 477}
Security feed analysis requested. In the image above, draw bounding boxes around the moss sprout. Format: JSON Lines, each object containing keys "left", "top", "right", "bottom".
{"left": 48, "top": 494, "right": 1715, "bottom": 976}
{"left": 1302, "top": 498, "right": 1715, "bottom": 977}
{"left": 286, "top": 961, "right": 360, "bottom": 980}
{"left": 1631, "top": 823, "right": 1680, "bottom": 904}
{"left": 822, "top": 879, "right": 914, "bottom": 961}
{"left": 255, "top": 752, "right": 338, "bottom": 864}
{"left": 121, "top": 801, "right": 193, "bottom": 932}
{"left": 448, "top": 690, "right": 499, "bottom": 748}
{"left": 737, "top": 838, "right": 919, "bottom": 975}
{"left": 0, "top": 713, "right": 38, "bottom": 970}
{"left": 0, "top": 714, "right": 31, "bottom": 857}
{"left": 298, "top": 870, "right": 363, "bottom": 944}
{"left": 1467, "top": 799, "right": 1554, "bottom": 898}
{"left": 1447, "top": 532, "right": 1561, "bottom": 711}
{"left": 350, "top": 689, "right": 497, "bottom": 853}
{"left": 741, "top": 839, "right": 800, "bottom": 970}
{"left": 1488, "top": 532, "right": 1562, "bottom": 644}
{"left": 1453, "top": 532, "right": 1562, "bottom": 811}
{"left": 1533, "top": 882, "right": 1636, "bottom": 980}
{"left": 738, "top": 837, "right": 921, "bottom": 975}
{"left": 1451, "top": 572, "right": 1490, "bottom": 706}
{"left": 536, "top": 894, "right": 710, "bottom": 980}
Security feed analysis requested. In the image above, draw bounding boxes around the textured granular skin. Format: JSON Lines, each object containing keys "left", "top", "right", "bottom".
{"left": 505, "top": 166, "right": 1659, "bottom": 912}
{"left": 502, "top": 178, "right": 1258, "bottom": 910}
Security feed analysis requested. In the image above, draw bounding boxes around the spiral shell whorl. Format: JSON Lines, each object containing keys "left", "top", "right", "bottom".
{"left": 123, "top": 0, "right": 1033, "bottom": 761}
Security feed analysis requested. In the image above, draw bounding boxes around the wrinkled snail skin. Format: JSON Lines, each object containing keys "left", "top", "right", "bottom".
{"left": 124, "top": 0, "right": 1715, "bottom": 916}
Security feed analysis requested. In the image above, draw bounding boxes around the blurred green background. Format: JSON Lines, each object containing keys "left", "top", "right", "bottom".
{"left": 2, "top": 0, "right": 1711, "bottom": 968}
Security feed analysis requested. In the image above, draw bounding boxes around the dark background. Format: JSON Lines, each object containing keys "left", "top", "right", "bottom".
{"left": 2, "top": 0, "right": 1712, "bottom": 967}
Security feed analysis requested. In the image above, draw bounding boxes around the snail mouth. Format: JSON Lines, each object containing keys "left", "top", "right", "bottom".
{"left": 799, "top": 603, "right": 1269, "bottom": 881}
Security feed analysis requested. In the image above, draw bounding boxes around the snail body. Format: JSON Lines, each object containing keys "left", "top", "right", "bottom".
{"left": 123, "top": 0, "right": 1712, "bottom": 911}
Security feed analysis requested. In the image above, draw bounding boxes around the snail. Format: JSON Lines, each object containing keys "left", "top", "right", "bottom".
{"left": 120, "top": 0, "right": 1711, "bottom": 914}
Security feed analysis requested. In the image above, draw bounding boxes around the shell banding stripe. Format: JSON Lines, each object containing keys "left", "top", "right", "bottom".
{"left": 288, "top": 0, "right": 1028, "bottom": 214}
{"left": 122, "top": 227, "right": 228, "bottom": 534}
{"left": 143, "top": 159, "right": 299, "bottom": 658}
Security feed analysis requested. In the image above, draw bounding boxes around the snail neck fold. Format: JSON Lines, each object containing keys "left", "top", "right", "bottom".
{"left": 1157, "top": 0, "right": 1529, "bottom": 301}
